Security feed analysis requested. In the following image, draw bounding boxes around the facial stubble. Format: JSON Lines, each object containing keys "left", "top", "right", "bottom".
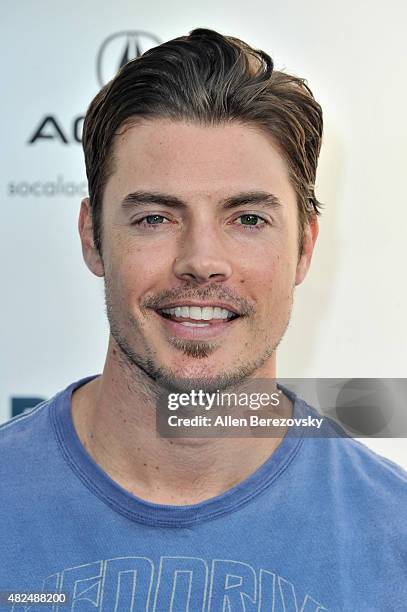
{"left": 103, "top": 275, "right": 294, "bottom": 394}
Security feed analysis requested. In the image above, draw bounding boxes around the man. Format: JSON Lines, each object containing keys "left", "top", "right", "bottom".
{"left": 1, "top": 28, "right": 406, "bottom": 611}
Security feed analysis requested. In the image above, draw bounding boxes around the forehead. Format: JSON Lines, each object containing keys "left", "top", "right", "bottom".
{"left": 106, "top": 118, "right": 295, "bottom": 203}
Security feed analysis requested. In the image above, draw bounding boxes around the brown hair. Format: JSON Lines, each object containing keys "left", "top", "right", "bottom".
{"left": 82, "top": 27, "right": 323, "bottom": 256}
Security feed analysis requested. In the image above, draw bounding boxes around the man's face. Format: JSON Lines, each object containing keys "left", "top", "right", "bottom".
{"left": 80, "top": 119, "right": 317, "bottom": 391}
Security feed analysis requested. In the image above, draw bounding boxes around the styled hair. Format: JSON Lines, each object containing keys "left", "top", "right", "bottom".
{"left": 82, "top": 27, "right": 323, "bottom": 255}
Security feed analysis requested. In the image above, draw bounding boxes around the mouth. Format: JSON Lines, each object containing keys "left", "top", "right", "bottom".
{"left": 153, "top": 304, "right": 241, "bottom": 339}
{"left": 158, "top": 305, "right": 239, "bottom": 325}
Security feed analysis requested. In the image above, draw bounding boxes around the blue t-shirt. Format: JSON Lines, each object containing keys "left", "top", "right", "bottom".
{"left": 1, "top": 375, "right": 406, "bottom": 611}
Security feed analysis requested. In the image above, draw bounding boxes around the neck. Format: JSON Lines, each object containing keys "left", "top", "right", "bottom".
{"left": 71, "top": 338, "right": 292, "bottom": 505}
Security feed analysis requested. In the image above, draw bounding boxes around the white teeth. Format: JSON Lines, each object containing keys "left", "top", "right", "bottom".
{"left": 161, "top": 306, "right": 236, "bottom": 321}
{"left": 201, "top": 307, "right": 213, "bottom": 320}
{"left": 189, "top": 306, "right": 202, "bottom": 320}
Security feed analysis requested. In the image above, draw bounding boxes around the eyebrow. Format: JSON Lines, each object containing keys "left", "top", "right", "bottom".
{"left": 120, "top": 190, "right": 282, "bottom": 212}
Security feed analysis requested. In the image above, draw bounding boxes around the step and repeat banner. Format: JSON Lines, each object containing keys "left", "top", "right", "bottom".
{"left": 1, "top": 0, "right": 406, "bottom": 467}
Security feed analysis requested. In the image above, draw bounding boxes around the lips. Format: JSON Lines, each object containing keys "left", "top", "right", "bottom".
{"left": 154, "top": 303, "right": 240, "bottom": 339}
{"left": 159, "top": 305, "right": 238, "bottom": 323}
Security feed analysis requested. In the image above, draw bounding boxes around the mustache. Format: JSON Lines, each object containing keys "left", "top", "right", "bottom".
{"left": 142, "top": 285, "right": 255, "bottom": 317}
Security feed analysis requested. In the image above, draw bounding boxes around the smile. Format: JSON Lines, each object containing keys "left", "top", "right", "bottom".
{"left": 159, "top": 305, "right": 238, "bottom": 325}
{"left": 154, "top": 304, "right": 241, "bottom": 339}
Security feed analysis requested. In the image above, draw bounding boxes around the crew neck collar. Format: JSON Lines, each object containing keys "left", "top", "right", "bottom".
{"left": 51, "top": 375, "right": 305, "bottom": 528}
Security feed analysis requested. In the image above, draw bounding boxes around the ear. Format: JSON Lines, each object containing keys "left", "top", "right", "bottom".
{"left": 295, "top": 216, "right": 319, "bottom": 286}
{"left": 78, "top": 197, "right": 104, "bottom": 277}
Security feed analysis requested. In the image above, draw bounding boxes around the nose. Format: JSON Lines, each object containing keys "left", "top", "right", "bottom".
{"left": 173, "top": 223, "right": 233, "bottom": 284}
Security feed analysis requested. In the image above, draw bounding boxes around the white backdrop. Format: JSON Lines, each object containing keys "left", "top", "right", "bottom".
{"left": 1, "top": 0, "right": 406, "bottom": 467}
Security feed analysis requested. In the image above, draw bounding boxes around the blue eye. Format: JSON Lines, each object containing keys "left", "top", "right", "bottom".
{"left": 132, "top": 214, "right": 168, "bottom": 227}
{"left": 237, "top": 214, "right": 265, "bottom": 227}
{"left": 144, "top": 215, "right": 165, "bottom": 224}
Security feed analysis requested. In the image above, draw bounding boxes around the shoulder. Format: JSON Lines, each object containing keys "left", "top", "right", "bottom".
{"left": 0, "top": 375, "right": 88, "bottom": 465}
{"left": 0, "top": 377, "right": 96, "bottom": 499}
{"left": 331, "top": 435, "right": 407, "bottom": 491}
{"left": 0, "top": 393, "right": 64, "bottom": 476}
{"left": 292, "top": 395, "right": 407, "bottom": 507}
{"left": 0, "top": 396, "right": 55, "bottom": 447}
{"left": 297, "top": 393, "right": 405, "bottom": 469}
{"left": 0, "top": 375, "right": 98, "bottom": 455}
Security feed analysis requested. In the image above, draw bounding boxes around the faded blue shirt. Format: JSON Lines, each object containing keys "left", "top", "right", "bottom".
{"left": 1, "top": 375, "right": 406, "bottom": 611}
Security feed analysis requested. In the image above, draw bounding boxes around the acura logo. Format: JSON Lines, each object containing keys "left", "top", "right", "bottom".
{"left": 97, "top": 30, "right": 161, "bottom": 86}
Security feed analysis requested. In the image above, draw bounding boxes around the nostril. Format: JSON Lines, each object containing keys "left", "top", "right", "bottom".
{"left": 173, "top": 254, "right": 233, "bottom": 283}
{"left": 178, "top": 272, "right": 222, "bottom": 283}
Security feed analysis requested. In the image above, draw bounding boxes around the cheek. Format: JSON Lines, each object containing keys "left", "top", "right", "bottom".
{"left": 108, "top": 234, "right": 173, "bottom": 297}
{"left": 243, "top": 249, "right": 297, "bottom": 312}
{"left": 243, "top": 241, "right": 297, "bottom": 282}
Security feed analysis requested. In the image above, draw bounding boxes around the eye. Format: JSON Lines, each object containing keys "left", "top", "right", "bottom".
{"left": 142, "top": 214, "right": 166, "bottom": 225}
{"left": 132, "top": 214, "right": 169, "bottom": 226}
{"left": 235, "top": 214, "right": 267, "bottom": 228}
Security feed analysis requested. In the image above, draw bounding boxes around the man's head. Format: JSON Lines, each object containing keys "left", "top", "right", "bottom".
{"left": 79, "top": 28, "right": 323, "bottom": 391}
